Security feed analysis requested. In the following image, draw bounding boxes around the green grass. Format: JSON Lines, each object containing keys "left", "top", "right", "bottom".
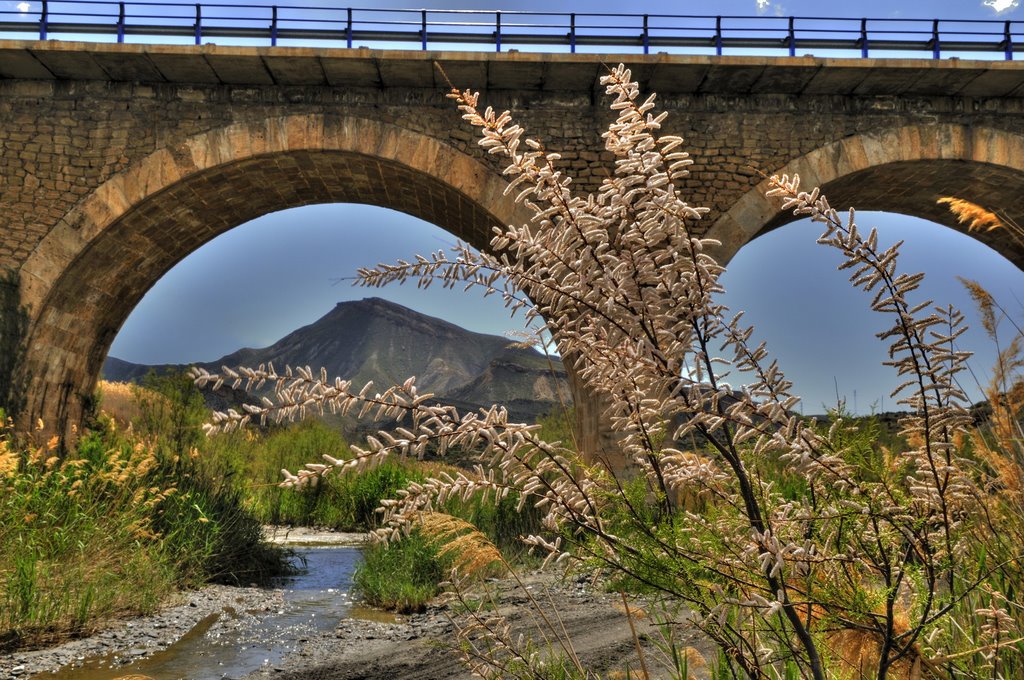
{"left": 201, "top": 419, "right": 429, "bottom": 530}
{"left": 352, "top": 532, "right": 451, "bottom": 613}
{"left": 0, "top": 411, "right": 291, "bottom": 651}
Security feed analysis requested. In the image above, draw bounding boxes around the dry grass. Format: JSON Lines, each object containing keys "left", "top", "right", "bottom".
{"left": 955, "top": 278, "right": 1024, "bottom": 497}
{"left": 415, "top": 459, "right": 471, "bottom": 480}
{"left": 96, "top": 380, "right": 148, "bottom": 428}
{"left": 938, "top": 196, "right": 1005, "bottom": 233}
{"left": 0, "top": 436, "right": 17, "bottom": 479}
{"left": 939, "top": 195, "right": 1024, "bottom": 252}
{"left": 828, "top": 627, "right": 922, "bottom": 680}
{"left": 417, "top": 512, "right": 506, "bottom": 581}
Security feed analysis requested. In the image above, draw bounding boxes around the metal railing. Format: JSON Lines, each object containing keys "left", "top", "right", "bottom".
{"left": 0, "top": 1, "right": 1021, "bottom": 59}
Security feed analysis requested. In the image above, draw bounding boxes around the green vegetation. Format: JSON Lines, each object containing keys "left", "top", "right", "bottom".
{"left": 0, "top": 407, "right": 290, "bottom": 651}
{"left": 353, "top": 533, "right": 451, "bottom": 613}
{"left": 197, "top": 415, "right": 542, "bottom": 611}
{"left": 202, "top": 420, "right": 422, "bottom": 530}
{"left": 98, "top": 371, "right": 549, "bottom": 616}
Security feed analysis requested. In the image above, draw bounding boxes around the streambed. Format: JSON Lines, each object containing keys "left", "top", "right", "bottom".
{"left": 0, "top": 533, "right": 379, "bottom": 679}
{"left": 1, "top": 531, "right": 705, "bottom": 679}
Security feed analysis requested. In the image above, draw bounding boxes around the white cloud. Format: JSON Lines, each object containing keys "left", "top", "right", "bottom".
{"left": 15, "top": 2, "right": 30, "bottom": 12}
{"left": 755, "top": 1, "right": 787, "bottom": 17}
{"left": 984, "top": 0, "right": 1019, "bottom": 13}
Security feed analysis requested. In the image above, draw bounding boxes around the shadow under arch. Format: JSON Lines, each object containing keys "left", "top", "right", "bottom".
{"left": 708, "top": 124, "right": 1024, "bottom": 269}
{"left": 19, "top": 113, "right": 533, "bottom": 442}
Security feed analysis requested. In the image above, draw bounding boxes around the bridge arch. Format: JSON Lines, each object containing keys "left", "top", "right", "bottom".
{"left": 19, "top": 113, "right": 531, "bottom": 441}
{"left": 708, "top": 124, "right": 1024, "bottom": 269}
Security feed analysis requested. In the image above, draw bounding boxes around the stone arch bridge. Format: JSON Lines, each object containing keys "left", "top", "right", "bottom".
{"left": 3, "top": 41, "right": 1024, "bottom": 458}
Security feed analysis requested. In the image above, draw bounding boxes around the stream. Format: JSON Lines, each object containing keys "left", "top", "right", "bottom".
{"left": 32, "top": 545, "right": 386, "bottom": 680}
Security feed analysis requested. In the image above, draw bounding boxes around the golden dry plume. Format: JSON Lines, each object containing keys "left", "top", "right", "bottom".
{"left": 958, "top": 276, "right": 999, "bottom": 338}
{"left": 0, "top": 440, "right": 17, "bottom": 478}
{"left": 97, "top": 380, "right": 160, "bottom": 427}
{"left": 417, "top": 512, "right": 506, "bottom": 580}
{"left": 938, "top": 197, "right": 1005, "bottom": 233}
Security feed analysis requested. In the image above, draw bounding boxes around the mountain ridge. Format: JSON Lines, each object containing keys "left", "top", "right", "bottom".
{"left": 104, "top": 297, "right": 568, "bottom": 423}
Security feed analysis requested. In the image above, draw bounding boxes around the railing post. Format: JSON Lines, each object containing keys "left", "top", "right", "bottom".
{"left": 38, "top": 0, "right": 47, "bottom": 41}
{"left": 420, "top": 9, "right": 426, "bottom": 50}
{"left": 642, "top": 14, "right": 649, "bottom": 55}
{"left": 495, "top": 11, "right": 501, "bottom": 52}
{"left": 787, "top": 16, "right": 795, "bottom": 56}
{"left": 194, "top": 3, "right": 201, "bottom": 45}
{"left": 1005, "top": 20, "right": 1013, "bottom": 61}
{"left": 346, "top": 8, "right": 352, "bottom": 49}
{"left": 932, "top": 18, "right": 940, "bottom": 59}
{"left": 116, "top": 1, "right": 125, "bottom": 43}
{"left": 569, "top": 13, "right": 575, "bottom": 53}
{"left": 270, "top": 5, "right": 278, "bottom": 47}
{"left": 860, "top": 18, "right": 868, "bottom": 58}
{"left": 715, "top": 16, "right": 722, "bottom": 56}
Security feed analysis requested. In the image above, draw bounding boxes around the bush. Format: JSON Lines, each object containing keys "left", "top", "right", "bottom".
{"left": 134, "top": 369, "right": 207, "bottom": 455}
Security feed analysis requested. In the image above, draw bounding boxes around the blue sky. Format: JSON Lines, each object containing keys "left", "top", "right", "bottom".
{"left": 73, "top": 0, "right": 1024, "bottom": 414}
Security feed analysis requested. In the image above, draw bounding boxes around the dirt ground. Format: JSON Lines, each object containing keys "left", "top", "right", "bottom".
{"left": 244, "top": 569, "right": 715, "bottom": 680}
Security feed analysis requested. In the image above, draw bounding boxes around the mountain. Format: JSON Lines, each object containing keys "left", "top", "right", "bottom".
{"left": 104, "top": 356, "right": 165, "bottom": 383}
{"left": 103, "top": 297, "right": 569, "bottom": 423}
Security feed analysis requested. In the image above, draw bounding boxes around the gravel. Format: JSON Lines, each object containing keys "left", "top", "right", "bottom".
{"left": 0, "top": 584, "right": 284, "bottom": 678}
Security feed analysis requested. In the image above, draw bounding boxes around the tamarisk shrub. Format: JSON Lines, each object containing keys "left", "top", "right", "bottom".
{"left": 193, "top": 65, "right": 1020, "bottom": 678}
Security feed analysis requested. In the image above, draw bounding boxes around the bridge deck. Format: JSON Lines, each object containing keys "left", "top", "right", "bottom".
{"left": 3, "top": 40, "right": 1024, "bottom": 97}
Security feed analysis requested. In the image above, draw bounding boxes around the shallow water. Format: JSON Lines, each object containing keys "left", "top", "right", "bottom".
{"left": 35, "top": 546, "right": 377, "bottom": 680}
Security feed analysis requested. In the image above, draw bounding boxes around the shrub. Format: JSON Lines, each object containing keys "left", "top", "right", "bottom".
{"left": 196, "top": 65, "right": 1021, "bottom": 678}
{"left": 133, "top": 369, "right": 207, "bottom": 455}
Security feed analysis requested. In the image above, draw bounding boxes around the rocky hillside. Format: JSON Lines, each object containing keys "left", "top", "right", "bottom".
{"left": 104, "top": 298, "right": 569, "bottom": 423}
